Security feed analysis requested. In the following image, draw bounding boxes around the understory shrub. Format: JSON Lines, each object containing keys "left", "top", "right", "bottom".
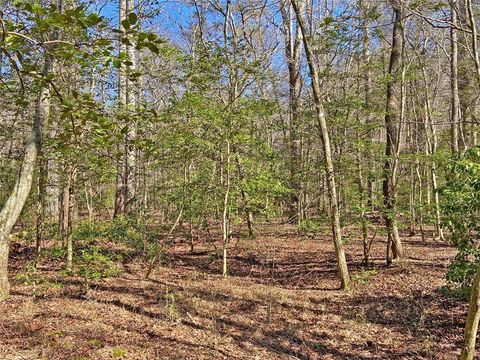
{"left": 441, "top": 146, "right": 480, "bottom": 298}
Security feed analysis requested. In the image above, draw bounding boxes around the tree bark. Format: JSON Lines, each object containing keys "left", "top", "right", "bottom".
{"left": 0, "top": 56, "right": 54, "bottom": 300}
{"left": 281, "top": 0, "right": 304, "bottom": 224}
{"left": 222, "top": 141, "right": 231, "bottom": 277}
{"left": 114, "top": 0, "right": 137, "bottom": 217}
{"left": 451, "top": 0, "right": 460, "bottom": 153}
{"left": 459, "top": 262, "right": 480, "bottom": 360}
{"left": 383, "top": 0, "right": 405, "bottom": 263}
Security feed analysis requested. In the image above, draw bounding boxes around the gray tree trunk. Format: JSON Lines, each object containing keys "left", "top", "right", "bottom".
{"left": 0, "top": 58, "right": 53, "bottom": 300}
{"left": 451, "top": 0, "right": 460, "bottom": 153}
{"left": 114, "top": 0, "right": 137, "bottom": 217}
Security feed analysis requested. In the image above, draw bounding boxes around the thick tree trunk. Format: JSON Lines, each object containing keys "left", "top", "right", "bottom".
{"left": 291, "top": 0, "right": 351, "bottom": 290}
{"left": 383, "top": 0, "right": 405, "bottom": 263}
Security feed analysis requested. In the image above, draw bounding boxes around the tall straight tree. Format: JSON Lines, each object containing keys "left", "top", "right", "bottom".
{"left": 382, "top": 0, "right": 405, "bottom": 263}
{"left": 450, "top": 0, "right": 460, "bottom": 153}
{"left": 291, "top": 0, "right": 351, "bottom": 290}
{"left": 281, "top": 0, "right": 304, "bottom": 224}
{"left": 114, "top": 0, "right": 137, "bottom": 217}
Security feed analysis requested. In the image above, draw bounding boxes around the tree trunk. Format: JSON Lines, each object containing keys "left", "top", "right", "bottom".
{"left": 451, "top": 0, "right": 460, "bottom": 153}
{"left": 383, "top": 0, "right": 405, "bottom": 263}
{"left": 114, "top": 0, "right": 137, "bottom": 217}
{"left": 222, "top": 141, "right": 231, "bottom": 277}
{"left": 291, "top": 0, "right": 351, "bottom": 290}
{"left": 35, "top": 156, "right": 47, "bottom": 254}
{"left": 234, "top": 155, "right": 254, "bottom": 238}
{"left": 0, "top": 57, "right": 54, "bottom": 300}
{"left": 281, "top": 0, "right": 304, "bottom": 224}
{"left": 459, "top": 262, "right": 480, "bottom": 360}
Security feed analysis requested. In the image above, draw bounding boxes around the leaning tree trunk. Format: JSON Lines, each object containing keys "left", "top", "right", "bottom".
{"left": 0, "top": 58, "right": 53, "bottom": 300}
{"left": 291, "top": 0, "right": 351, "bottom": 290}
{"left": 383, "top": 0, "right": 405, "bottom": 264}
{"left": 459, "top": 262, "right": 480, "bottom": 360}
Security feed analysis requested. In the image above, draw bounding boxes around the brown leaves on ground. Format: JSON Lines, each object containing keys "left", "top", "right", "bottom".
{"left": 0, "top": 223, "right": 466, "bottom": 359}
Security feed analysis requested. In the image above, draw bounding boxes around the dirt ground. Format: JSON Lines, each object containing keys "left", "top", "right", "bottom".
{"left": 0, "top": 222, "right": 468, "bottom": 359}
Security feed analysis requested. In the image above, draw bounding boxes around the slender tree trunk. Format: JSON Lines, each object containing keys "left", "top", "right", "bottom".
{"left": 457, "top": 0, "right": 470, "bottom": 150}
{"left": 234, "top": 155, "right": 254, "bottom": 237}
{"left": 459, "top": 262, "right": 480, "bottom": 360}
{"left": 114, "top": 0, "right": 137, "bottom": 217}
{"left": 222, "top": 141, "right": 231, "bottom": 277}
{"left": 281, "top": 0, "right": 304, "bottom": 224}
{"left": 422, "top": 79, "right": 444, "bottom": 241}
{"left": 35, "top": 157, "right": 47, "bottom": 254}
{"left": 451, "top": 0, "right": 460, "bottom": 153}
{"left": 383, "top": 0, "right": 405, "bottom": 264}
{"left": 64, "top": 171, "right": 75, "bottom": 272}
{"left": 0, "top": 52, "right": 54, "bottom": 300}
{"left": 291, "top": 0, "right": 351, "bottom": 290}
{"left": 362, "top": 0, "right": 376, "bottom": 210}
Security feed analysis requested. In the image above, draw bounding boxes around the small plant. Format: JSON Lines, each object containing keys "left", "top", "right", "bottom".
{"left": 15, "top": 261, "right": 38, "bottom": 286}
{"left": 164, "top": 286, "right": 180, "bottom": 322}
{"left": 89, "top": 338, "right": 104, "bottom": 348}
{"left": 112, "top": 347, "right": 128, "bottom": 358}
{"left": 73, "top": 220, "right": 108, "bottom": 244}
{"left": 76, "top": 247, "right": 120, "bottom": 288}
{"left": 352, "top": 269, "right": 379, "bottom": 286}
{"left": 298, "top": 218, "right": 328, "bottom": 235}
{"left": 40, "top": 246, "right": 67, "bottom": 261}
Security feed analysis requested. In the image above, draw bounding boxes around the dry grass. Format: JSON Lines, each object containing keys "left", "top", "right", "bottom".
{"left": 0, "top": 222, "right": 467, "bottom": 359}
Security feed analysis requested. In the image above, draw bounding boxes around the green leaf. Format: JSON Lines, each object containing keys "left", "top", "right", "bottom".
{"left": 128, "top": 12, "right": 137, "bottom": 25}
{"left": 121, "top": 19, "right": 130, "bottom": 29}
{"left": 324, "top": 16, "right": 334, "bottom": 26}
{"left": 146, "top": 42, "right": 159, "bottom": 55}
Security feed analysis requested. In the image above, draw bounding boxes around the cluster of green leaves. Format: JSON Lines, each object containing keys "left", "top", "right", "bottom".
{"left": 73, "top": 217, "right": 167, "bottom": 264}
{"left": 298, "top": 217, "right": 329, "bottom": 236}
{"left": 441, "top": 146, "right": 480, "bottom": 296}
{"left": 144, "top": 44, "right": 289, "bottom": 230}
{"left": 76, "top": 247, "right": 120, "bottom": 283}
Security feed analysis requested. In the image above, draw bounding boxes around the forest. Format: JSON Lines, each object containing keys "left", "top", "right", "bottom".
{"left": 2, "top": 0, "right": 480, "bottom": 358}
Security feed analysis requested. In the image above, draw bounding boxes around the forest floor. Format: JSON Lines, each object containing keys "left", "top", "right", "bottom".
{"left": 0, "top": 222, "right": 468, "bottom": 359}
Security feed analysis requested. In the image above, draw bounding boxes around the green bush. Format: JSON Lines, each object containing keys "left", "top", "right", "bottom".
{"left": 40, "top": 246, "right": 67, "bottom": 260}
{"left": 298, "top": 217, "right": 328, "bottom": 235}
{"left": 73, "top": 219, "right": 108, "bottom": 244}
{"left": 76, "top": 247, "right": 120, "bottom": 283}
{"left": 441, "top": 146, "right": 480, "bottom": 297}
